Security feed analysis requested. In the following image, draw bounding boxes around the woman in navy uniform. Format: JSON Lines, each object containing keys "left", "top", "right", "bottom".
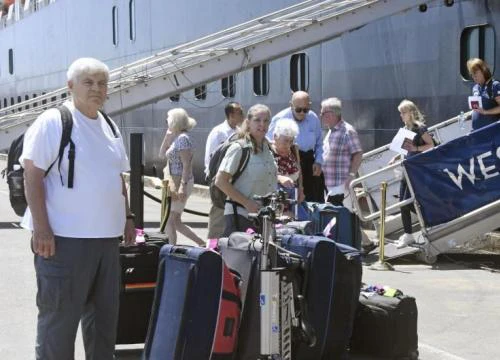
{"left": 467, "top": 58, "right": 500, "bottom": 130}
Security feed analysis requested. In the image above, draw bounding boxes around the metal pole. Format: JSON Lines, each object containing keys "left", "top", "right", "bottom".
{"left": 129, "top": 133, "right": 144, "bottom": 229}
{"left": 371, "top": 181, "right": 394, "bottom": 271}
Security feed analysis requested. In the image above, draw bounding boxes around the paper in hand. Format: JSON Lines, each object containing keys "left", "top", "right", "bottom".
{"left": 468, "top": 95, "right": 482, "bottom": 110}
{"left": 389, "top": 128, "right": 416, "bottom": 155}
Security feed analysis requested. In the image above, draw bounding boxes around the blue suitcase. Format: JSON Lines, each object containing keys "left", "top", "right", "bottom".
{"left": 281, "top": 234, "right": 362, "bottom": 360}
{"left": 143, "top": 245, "right": 239, "bottom": 360}
{"left": 302, "top": 202, "right": 362, "bottom": 249}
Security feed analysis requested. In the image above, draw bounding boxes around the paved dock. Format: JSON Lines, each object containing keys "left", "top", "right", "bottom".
{"left": 0, "top": 159, "right": 499, "bottom": 359}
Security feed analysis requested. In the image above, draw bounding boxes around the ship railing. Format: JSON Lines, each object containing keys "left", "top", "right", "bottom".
{"left": 0, "top": 0, "right": 52, "bottom": 27}
{"left": 348, "top": 112, "right": 500, "bottom": 261}
{"left": 352, "top": 111, "right": 473, "bottom": 235}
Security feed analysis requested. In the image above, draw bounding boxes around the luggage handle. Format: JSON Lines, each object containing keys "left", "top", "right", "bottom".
{"left": 169, "top": 246, "right": 194, "bottom": 258}
{"left": 120, "top": 244, "right": 157, "bottom": 256}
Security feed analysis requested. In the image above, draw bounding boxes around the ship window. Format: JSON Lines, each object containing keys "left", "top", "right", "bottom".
{"left": 129, "top": 0, "right": 136, "bottom": 41}
{"left": 194, "top": 85, "right": 207, "bottom": 100}
{"left": 25, "top": 95, "right": 29, "bottom": 110}
{"left": 3, "top": 99, "right": 6, "bottom": 108}
{"left": 460, "top": 24, "right": 495, "bottom": 80}
{"left": 253, "top": 63, "right": 269, "bottom": 96}
{"left": 11, "top": 97, "right": 14, "bottom": 106}
{"left": 170, "top": 94, "right": 180, "bottom": 102}
{"left": 33, "top": 94, "right": 38, "bottom": 107}
{"left": 290, "top": 53, "right": 309, "bottom": 92}
{"left": 112, "top": 6, "right": 118, "bottom": 46}
{"left": 8, "top": 48, "right": 14, "bottom": 75}
{"left": 221, "top": 75, "right": 236, "bottom": 98}
{"left": 61, "top": 93, "right": 67, "bottom": 99}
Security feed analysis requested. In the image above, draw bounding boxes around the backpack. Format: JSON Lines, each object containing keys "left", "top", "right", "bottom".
{"left": 206, "top": 135, "right": 251, "bottom": 209}
{"left": 2, "top": 105, "right": 118, "bottom": 216}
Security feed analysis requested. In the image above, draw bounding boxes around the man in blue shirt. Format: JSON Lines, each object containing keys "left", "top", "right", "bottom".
{"left": 267, "top": 91, "right": 324, "bottom": 202}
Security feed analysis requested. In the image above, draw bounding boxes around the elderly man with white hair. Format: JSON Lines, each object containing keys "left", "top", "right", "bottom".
{"left": 320, "top": 97, "right": 363, "bottom": 206}
{"left": 20, "top": 57, "right": 135, "bottom": 359}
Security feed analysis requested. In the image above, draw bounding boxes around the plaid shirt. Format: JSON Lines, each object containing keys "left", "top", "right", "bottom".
{"left": 323, "top": 120, "right": 362, "bottom": 188}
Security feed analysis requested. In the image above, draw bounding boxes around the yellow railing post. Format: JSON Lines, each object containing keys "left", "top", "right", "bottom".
{"left": 371, "top": 181, "right": 394, "bottom": 271}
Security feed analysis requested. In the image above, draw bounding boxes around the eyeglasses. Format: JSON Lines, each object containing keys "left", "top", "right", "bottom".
{"left": 294, "top": 107, "right": 310, "bottom": 114}
{"left": 320, "top": 110, "right": 334, "bottom": 117}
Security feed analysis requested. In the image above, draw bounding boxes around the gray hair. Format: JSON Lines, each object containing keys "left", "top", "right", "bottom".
{"left": 321, "top": 97, "right": 342, "bottom": 117}
{"left": 167, "top": 108, "right": 197, "bottom": 132}
{"left": 274, "top": 119, "right": 299, "bottom": 139}
{"left": 66, "top": 58, "right": 110, "bottom": 82}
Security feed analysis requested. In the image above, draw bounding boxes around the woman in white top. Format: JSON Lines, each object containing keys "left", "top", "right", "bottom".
{"left": 215, "top": 104, "right": 278, "bottom": 236}
{"left": 159, "top": 108, "right": 204, "bottom": 246}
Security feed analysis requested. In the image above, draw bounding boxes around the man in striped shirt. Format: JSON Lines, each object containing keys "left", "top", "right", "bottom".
{"left": 320, "top": 97, "right": 363, "bottom": 206}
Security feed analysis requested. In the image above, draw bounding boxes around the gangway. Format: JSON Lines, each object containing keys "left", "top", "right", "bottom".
{"left": 350, "top": 115, "right": 500, "bottom": 263}
{"left": 0, "top": 0, "right": 432, "bottom": 150}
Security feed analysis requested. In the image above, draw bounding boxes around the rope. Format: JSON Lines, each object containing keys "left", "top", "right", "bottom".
{"left": 143, "top": 190, "right": 209, "bottom": 217}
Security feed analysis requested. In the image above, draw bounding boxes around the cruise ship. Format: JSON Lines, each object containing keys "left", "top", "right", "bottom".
{"left": 0, "top": 0, "right": 498, "bottom": 182}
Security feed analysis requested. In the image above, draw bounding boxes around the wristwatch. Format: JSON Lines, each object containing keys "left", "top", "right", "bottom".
{"left": 126, "top": 213, "right": 136, "bottom": 220}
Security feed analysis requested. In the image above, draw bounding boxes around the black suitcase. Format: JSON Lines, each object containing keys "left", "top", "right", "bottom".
{"left": 116, "top": 239, "right": 167, "bottom": 344}
{"left": 350, "top": 293, "right": 419, "bottom": 359}
{"left": 281, "top": 234, "right": 362, "bottom": 360}
{"left": 144, "top": 245, "right": 240, "bottom": 360}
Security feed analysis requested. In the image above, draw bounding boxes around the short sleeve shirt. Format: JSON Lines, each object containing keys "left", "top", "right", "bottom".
{"left": 471, "top": 79, "right": 500, "bottom": 130}
{"left": 19, "top": 101, "right": 130, "bottom": 238}
{"left": 323, "top": 120, "right": 362, "bottom": 188}
{"left": 273, "top": 148, "right": 300, "bottom": 182}
{"left": 219, "top": 139, "right": 277, "bottom": 216}
{"left": 166, "top": 133, "right": 194, "bottom": 176}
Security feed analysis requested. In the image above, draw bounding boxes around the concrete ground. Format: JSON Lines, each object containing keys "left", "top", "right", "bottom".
{"left": 0, "top": 158, "right": 499, "bottom": 359}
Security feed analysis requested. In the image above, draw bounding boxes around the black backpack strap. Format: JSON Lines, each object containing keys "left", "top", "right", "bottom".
{"left": 45, "top": 106, "right": 74, "bottom": 188}
{"left": 99, "top": 110, "right": 119, "bottom": 138}
{"left": 231, "top": 140, "right": 251, "bottom": 184}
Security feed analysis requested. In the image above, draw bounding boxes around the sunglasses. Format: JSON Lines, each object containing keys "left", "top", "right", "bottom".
{"left": 294, "top": 107, "right": 310, "bottom": 114}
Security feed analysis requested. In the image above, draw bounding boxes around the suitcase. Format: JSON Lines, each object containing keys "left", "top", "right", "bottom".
{"left": 116, "top": 239, "right": 167, "bottom": 344}
{"left": 218, "top": 233, "right": 314, "bottom": 360}
{"left": 303, "top": 202, "right": 362, "bottom": 249}
{"left": 143, "top": 245, "right": 241, "bottom": 360}
{"left": 218, "top": 233, "right": 263, "bottom": 360}
{"left": 275, "top": 220, "right": 314, "bottom": 238}
{"left": 281, "top": 234, "right": 362, "bottom": 360}
{"left": 350, "top": 293, "right": 419, "bottom": 360}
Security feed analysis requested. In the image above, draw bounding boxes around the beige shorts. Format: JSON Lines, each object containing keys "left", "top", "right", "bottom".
{"left": 170, "top": 179, "right": 194, "bottom": 213}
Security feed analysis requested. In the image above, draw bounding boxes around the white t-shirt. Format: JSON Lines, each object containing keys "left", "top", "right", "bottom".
{"left": 19, "top": 101, "right": 130, "bottom": 238}
{"left": 204, "top": 120, "right": 236, "bottom": 177}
